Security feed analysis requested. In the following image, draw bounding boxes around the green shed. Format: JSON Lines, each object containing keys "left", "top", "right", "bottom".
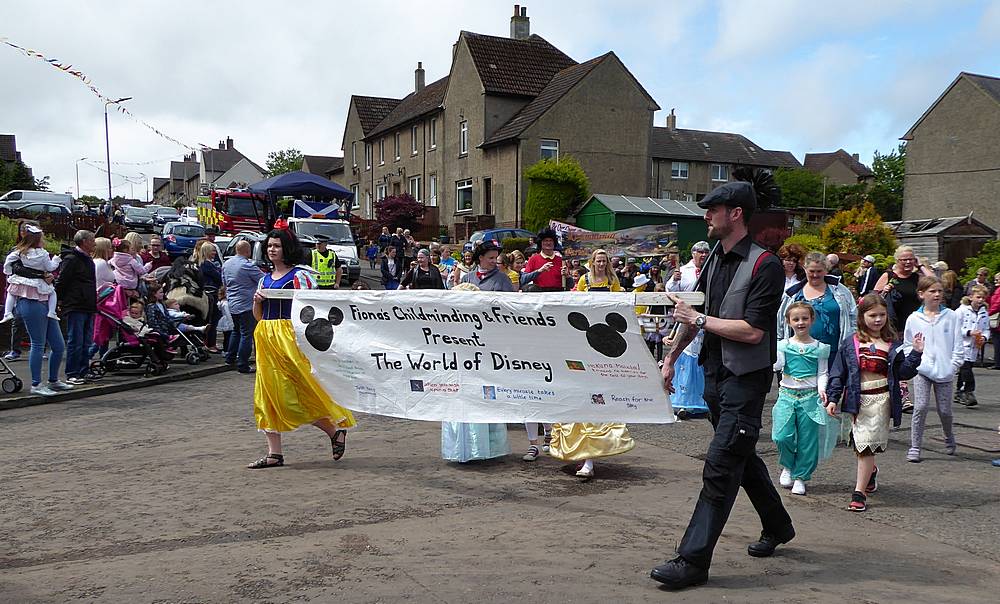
{"left": 573, "top": 194, "right": 708, "bottom": 251}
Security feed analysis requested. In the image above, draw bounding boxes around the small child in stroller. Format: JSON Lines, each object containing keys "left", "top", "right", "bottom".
{"left": 145, "top": 283, "right": 207, "bottom": 347}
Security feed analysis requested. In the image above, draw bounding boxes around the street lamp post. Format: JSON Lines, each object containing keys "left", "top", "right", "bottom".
{"left": 138, "top": 172, "right": 149, "bottom": 202}
{"left": 104, "top": 96, "right": 132, "bottom": 214}
{"left": 75, "top": 156, "right": 87, "bottom": 199}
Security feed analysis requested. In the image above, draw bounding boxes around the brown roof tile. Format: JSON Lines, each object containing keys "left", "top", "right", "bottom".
{"left": 651, "top": 127, "right": 800, "bottom": 168}
{"left": 366, "top": 76, "right": 449, "bottom": 140}
{"left": 462, "top": 31, "right": 576, "bottom": 97}
{"left": 353, "top": 95, "right": 401, "bottom": 135}
{"left": 302, "top": 155, "right": 344, "bottom": 176}
{"left": 803, "top": 149, "right": 873, "bottom": 177}
{"left": 483, "top": 55, "right": 606, "bottom": 146}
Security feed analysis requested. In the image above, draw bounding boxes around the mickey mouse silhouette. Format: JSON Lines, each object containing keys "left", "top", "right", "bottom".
{"left": 568, "top": 312, "right": 628, "bottom": 358}
{"left": 299, "top": 305, "right": 344, "bottom": 351}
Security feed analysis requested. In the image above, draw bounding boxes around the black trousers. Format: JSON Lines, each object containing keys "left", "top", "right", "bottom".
{"left": 957, "top": 360, "right": 975, "bottom": 393}
{"left": 677, "top": 366, "right": 793, "bottom": 569}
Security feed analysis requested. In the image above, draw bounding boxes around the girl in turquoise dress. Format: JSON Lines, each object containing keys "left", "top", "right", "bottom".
{"left": 772, "top": 302, "right": 838, "bottom": 496}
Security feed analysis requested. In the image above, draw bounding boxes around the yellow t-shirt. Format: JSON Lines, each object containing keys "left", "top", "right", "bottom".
{"left": 506, "top": 269, "right": 519, "bottom": 289}
{"left": 576, "top": 274, "right": 623, "bottom": 292}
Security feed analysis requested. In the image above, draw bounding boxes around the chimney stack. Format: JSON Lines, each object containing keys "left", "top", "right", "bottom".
{"left": 666, "top": 108, "right": 677, "bottom": 131}
{"left": 510, "top": 4, "right": 530, "bottom": 40}
{"left": 415, "top": 61, "right": 426, "bottom": 92}
{"left": 218, "top": 140, "right": 225, "bottom": 150}
{"left": 226, "top": 137, "right": 234, "bottom": 150}
{"left": 852, "top": 152, "right": 860, "bottom": 162}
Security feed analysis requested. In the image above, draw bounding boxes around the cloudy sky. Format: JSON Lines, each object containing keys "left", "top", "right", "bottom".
{"left": 2, "top": 0, "right": 998, "bottom": 199}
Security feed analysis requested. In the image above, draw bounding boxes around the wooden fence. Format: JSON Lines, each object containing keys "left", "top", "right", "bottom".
{"left": 0, "top": 209, "right": 126, "bottom": 242}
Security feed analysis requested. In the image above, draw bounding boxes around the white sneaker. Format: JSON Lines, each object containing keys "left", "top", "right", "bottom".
{"left": 791, "top": 480, "right": 806, "bottom": 496}
{"left": 0, "top": 314, "right": 13, "bottom": 324}
{"left": 47, "top": 313, "right": 60, "bottom": 321}
{"left": 575, "top": 465, "right": 594, "bottom": 478}
{"left": 522, "top": 445, "right": 540, "bottom": 461}
{"left": 30, "top": 384, "right": 57, "bottom": 397}
{"left": 779, "top": 467, "right": 792, "bottom": 488}
{"left": 48, "top": 380, "right": 74, "bottom": 391}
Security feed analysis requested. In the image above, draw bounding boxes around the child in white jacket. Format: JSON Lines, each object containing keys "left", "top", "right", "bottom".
{"left": 903, "top": 276, "right": 964, "bottom": 462}
{"left": 955, "top": 288, "right": 990, "bottom": 406}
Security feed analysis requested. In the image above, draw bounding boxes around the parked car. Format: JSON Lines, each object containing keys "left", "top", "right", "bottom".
{"left": 223, "top": 230, "right": 348, "bottom": 282}
{"left": 0, "top": 190, "right": 74, "bottom": 212}
{"left": 161, "top": 222, "right": 206, "bottom": 258}
{"left": 124, "top": 207, "right": 156, "bottom": 233}
{"left": 178, "top": 207, "right": 199, "bottom": 225}
{"left": 463, "top": 228, "right": 537, "bottom": 253}
{"left": 147, "top": 205, "right": 177, "bottom": 231}
{"left": 16, "top": 203, "right": 73, "bottom": 216}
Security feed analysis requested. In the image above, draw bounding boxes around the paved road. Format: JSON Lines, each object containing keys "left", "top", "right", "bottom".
{"left": 2, "top": 368, "right": 999, "bottom": 603}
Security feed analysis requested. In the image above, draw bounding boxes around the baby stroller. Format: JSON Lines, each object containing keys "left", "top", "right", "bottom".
{"left": 0, "top": 352, "right": 23, "bottom": 393}
{"left": 170, "top": 322, "right": 211, "bottom": 365}
{"left": 90, "top": 311, "right": 173, "bottom": 377}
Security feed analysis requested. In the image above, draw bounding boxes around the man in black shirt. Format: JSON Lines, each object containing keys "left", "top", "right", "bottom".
{"left": 652, "top": 177, "right": 793, "bottom": 590}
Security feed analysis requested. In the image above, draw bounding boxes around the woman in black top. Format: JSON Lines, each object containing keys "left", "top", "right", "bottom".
{"left": 380, "top": 246, "right": 404, "bottom": 290}
{"left": 400, "top": 249, "right": 444, "bottom": 289}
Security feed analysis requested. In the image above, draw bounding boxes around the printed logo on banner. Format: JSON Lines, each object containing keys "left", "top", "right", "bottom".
{"left": 299, "top": 305, "right": 345, "bottom": 351}
{"left": 567, "top": 312, "right": 629, "bottom": 358}
{"left": 565, "top": 360, "right": 586, "bottom": 371}
{"left": 410, "top": 380, "right": 424, "bottom": 392}
{"left": 483, "top": 386, "right": 497, "bottom": 400}
{"left": 591, "top": 393, "right": 606, "bottom": 405}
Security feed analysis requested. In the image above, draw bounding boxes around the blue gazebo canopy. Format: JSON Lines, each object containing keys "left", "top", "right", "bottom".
{"left": 248, "top": 170, "right": 354, "bottom": 200}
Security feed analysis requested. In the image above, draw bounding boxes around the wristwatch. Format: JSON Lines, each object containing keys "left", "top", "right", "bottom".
{"left": 694, "top": 315, "right": 707, "bottom": 329}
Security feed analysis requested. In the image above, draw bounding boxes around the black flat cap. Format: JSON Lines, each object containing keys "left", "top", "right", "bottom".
{"left": 697, "top": 181, "right": 757, "bottom": 212}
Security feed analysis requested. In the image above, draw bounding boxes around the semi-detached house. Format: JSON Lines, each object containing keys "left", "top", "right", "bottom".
{"left": 339, "top": 6, "right": 659, "bottom": 238}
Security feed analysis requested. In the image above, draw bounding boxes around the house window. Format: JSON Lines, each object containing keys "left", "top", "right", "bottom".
{"left": 350, "top": 184, "right": 359, "bottom": 208}
{"left": 376, "top": 183, "right": 387, "bottom": 201}
{"left": 459, "top": 121, "right": 468, "bottom": 156}
{"left": 540, "top": 139, "right": 559, "bottom": 161}
{"left": 365, "top": 143, "right": 372, "bottom": 170}
{"left": 352, "top": 142, "right": 357, "bottom": 168}
{"left": 429, "top": 117, "right": 437, "bottom": 149}
{"left": 411, "top": 125, "right": 419, "bottom": 155}
{"left": 378, "top": 139, "right": 385, "bottom": 165}
{"left": 408, "top": 175, "right": 422, "bottom": 201}
{"left": 483, "top": 177, "right": 493, "bottom": 215}
{"left": 671, "top": 161, "right": 688, "bottom": 179}
{"left": 428, "top": 174, "right": 437, "bottom": 207}
{"left": 394, "top": 132, "right": 400, "bottom": 161}
{"left": 456, "top": 179, "right": 472, "bottom": 212}
{"left": 711, "top": 164, "right": 728, "bottom": 182}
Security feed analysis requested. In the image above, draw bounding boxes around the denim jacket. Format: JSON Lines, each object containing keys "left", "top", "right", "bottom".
{"left": 826, "top": 334, "right": 921, "bottom": 428}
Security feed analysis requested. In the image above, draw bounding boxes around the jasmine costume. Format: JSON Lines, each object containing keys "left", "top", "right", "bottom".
{"left": 772, "top": 338, "right": 837, "bottom": 482}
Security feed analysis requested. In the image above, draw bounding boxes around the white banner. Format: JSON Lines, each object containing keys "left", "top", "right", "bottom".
{"left": 288, "top": 290, "right": 675, "bottom": 423}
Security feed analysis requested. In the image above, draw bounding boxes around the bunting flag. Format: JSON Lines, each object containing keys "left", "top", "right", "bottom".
{"left": 1, "top": 36, "right": 197, "bottom": 151}
{"left": 82, "top": 160, "right": 146, "bottom": 184}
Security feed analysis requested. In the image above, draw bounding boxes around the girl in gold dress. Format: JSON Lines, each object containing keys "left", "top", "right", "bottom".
{"left": 549, "top": 249, "right": 635, "bottom": 479}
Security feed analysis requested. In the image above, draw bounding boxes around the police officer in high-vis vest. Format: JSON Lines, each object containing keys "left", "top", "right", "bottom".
{"left": 311, "top": 235, "right": 341, "bottom": 290}
{"left": 652, "top": 169, "right": 793, "bottom": 590}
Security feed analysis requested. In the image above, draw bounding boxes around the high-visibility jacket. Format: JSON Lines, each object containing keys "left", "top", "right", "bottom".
{"left": 311, "top": 248, "right": 338, "bottom": 287}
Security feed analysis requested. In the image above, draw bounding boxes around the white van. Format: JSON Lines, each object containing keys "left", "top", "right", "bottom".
{"left": 0, "top": 190, "right": 74, "bottom": 211}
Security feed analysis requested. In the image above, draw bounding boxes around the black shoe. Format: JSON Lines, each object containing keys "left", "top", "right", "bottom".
{"left": 650, "top": 556, "right": 708, "bottom": 590}
{"left": 238, "top": 367, "right": 256, "bottom": 374}
{"left": 747, "top": 527, "right": 795, "bottom": 558}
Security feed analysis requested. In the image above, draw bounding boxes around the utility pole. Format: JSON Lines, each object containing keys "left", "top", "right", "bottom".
{"left": 75, "top": 157, "right": 86, "bottom": 199}
{"left": 104, "top": 96, "right": 132, "bottom": 215}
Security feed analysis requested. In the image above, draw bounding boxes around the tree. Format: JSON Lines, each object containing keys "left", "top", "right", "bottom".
{"left": 867, "top": 142, "right": 906, "bottom": 220}
{"left": 0, "top": 159, "right": 38, "bottom": 194}
{"left": 265, "top": 148, "right": 303, "bottom": 176}
{"left": 959, "top": 240, "right": 1000, "bottom": 283}
{"left": 820, "top": 201, "right": 896, "bottom": 256}
{"left": 772, "top": 168, "right": 825, "bottom": 208}
{"left": 33, "top": 175, "right": 50, "bottom": 192}
{"left": 523, "top": 156, "right": 590, "bottom": 232}
{"left": 375, "top": 193, "right": 424, "bottom": 232}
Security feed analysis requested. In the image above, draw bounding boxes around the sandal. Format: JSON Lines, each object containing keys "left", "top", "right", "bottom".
{"left": 247, "top": 453, "right": 284, "bottom": 469}
{"left": 331, "top": 430, "right": 347, "bottom": 461}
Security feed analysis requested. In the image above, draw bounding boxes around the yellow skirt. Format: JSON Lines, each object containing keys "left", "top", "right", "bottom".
{"left": 549, "top": 423, "right": 635, "bottom": 461}
{"left": 253, "top": 319, "right": 356, "bottom": 433}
